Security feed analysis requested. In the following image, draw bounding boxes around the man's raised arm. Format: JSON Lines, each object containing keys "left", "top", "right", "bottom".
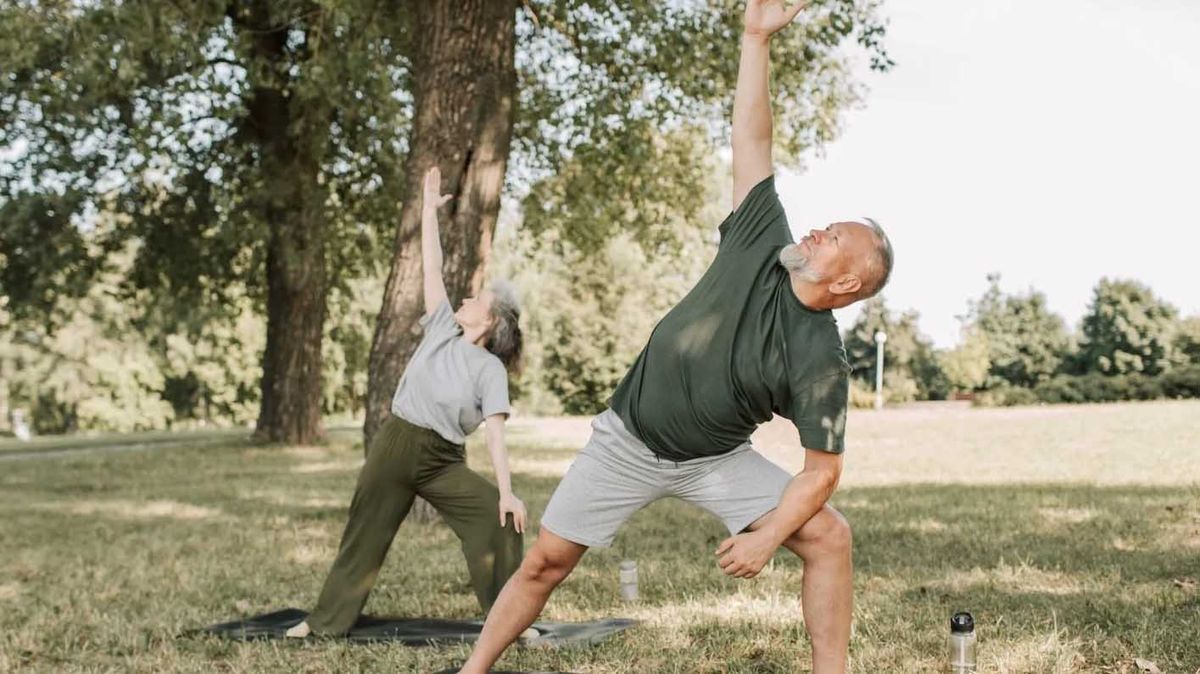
{"left": 732, "top": 0, "right": 808, "bottom": 210}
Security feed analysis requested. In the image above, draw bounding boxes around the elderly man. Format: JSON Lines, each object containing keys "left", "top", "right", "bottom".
{"left": 458, "top": 1, "right": 893, "bottom": 672}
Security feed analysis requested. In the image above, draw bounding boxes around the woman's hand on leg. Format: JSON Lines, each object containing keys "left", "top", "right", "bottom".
{"left": 498, "top": 492, "right": 527, "bottom": 534}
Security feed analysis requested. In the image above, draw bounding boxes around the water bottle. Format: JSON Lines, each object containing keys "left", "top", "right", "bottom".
{"left": 618, "top": 560, "right": 638, "bottom": 601}
{"left": 949, "top": 611, "right": 977, "bottom": 673}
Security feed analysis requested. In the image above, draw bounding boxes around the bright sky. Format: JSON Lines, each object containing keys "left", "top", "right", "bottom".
{"left": 777, "top": 0, "right": 1200, "bottom": 348}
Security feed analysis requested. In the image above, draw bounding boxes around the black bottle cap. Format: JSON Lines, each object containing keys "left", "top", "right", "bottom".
{"left": 950, "top": 612, "right": 975, "bottom": 634}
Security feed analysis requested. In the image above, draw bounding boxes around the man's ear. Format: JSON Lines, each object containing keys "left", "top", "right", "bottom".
{"left": 828, "top": 274, "right": 862, "bottom": 296}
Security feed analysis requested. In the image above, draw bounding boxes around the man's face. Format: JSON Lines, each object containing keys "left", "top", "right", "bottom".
{"left": 784, "top": 221, "right": 877, "bottom": 286}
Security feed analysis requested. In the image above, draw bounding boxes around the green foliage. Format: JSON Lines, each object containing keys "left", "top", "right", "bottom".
{"left": 0, "top": 245, "right": 175, "bottom": 433}
{"left": 972, "top": 384, "right": 1038, "bottom": 408}
{"left": 1030, "top": 373, "right": 1162, "bottom": 405}
{"left": 938, "top": 327, "right": 990, "bottom": 392}
{"left": 0, "top": 0, "right": 407, "bottom": 310}
{"left": 512, "top": 0, "right": 892, "bottom": 189}
{"left": 1160, "top": 365, "right": 1200, "bottom": 399}
{"left": 965, "top": 274, "right": 1070, "bottom": 388}
{"left": 494, "top": 143, "right": 720, "bottom": 415}
{"left": 847, "top": 378, "right": 918, "bottom": 409}
{"left": 1170, "top": 316, "right": 1200, "bottom": 366}
{"left": 322, "top": 276, "right": 383, "bottom": 418}
{"left": 1076, "top": 278, "right": 1178, "bottom": 376}
{"left": 975, "top": 368, "right": 1200, "bottom": 408}
{"left": 842, "top": 297, "right": 940, "bottom": 403}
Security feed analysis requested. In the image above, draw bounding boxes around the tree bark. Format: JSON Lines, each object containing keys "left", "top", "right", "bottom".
{"left": 239, "top": 0, "right": 329, "bottom": 445}
{"left": 366, "top": 1, "right": 518, "bottom": 448}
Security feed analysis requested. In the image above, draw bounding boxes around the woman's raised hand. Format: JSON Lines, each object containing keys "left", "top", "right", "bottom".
{"left": 423, "top": 166, "right": 453, "bottom": 211}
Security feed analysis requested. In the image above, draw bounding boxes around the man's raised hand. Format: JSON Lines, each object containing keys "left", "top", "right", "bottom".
{"left": 744, "top": 0, "right": 809, "bottom": 40}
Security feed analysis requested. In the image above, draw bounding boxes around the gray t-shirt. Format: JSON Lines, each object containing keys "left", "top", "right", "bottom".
{"left": 390, "top": 300, "right": 511, "bottom": 444}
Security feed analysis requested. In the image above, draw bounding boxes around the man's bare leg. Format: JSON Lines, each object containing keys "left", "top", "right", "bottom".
{"left": 746, "top": 505, "right": 853, "bottom": 674}
{"left": 458, "top": 529, "right": 588, "bottom": 674}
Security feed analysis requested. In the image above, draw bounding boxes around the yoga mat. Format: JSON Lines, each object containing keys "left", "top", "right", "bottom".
{"left": 190, "top": 608, "right": 637, "bottom": 648}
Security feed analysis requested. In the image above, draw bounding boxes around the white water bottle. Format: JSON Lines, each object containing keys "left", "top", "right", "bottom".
{"left": 949, "top": 612, "right": 977, "bottom": 673}
{"left": 618, "top": 560, "right": 638, "bottom": 601}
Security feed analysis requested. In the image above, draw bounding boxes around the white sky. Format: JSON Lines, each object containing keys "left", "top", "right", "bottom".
{"left": 777, "top": 0, "right": 1200, "bottom": 348}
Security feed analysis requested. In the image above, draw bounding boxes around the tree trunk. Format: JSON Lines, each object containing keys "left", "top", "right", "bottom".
{"left": 240, "top": 1, "right": 329, "bottom": 445}
{"left": 366, "top": 1, "right": 518, "bottom": 447}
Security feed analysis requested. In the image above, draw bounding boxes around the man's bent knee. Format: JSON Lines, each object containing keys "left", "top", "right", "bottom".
{"left": 517, "top": 533, "right": 583, "bottom": 586}
{"left": 786, "top": 506, "right": 852, "bottom": 559}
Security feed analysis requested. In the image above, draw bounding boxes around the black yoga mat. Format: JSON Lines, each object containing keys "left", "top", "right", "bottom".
{"left": 189, "top": 608, "right": 637, "bottom": 648}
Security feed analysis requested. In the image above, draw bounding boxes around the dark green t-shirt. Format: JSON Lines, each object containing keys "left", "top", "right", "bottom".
{"left": 609, "top": 176, "right": 851, "bottom": 461}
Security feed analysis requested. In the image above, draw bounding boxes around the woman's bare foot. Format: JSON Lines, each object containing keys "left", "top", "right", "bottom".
{"left": 285, "top": 621, "right": 311, "bottom": 638}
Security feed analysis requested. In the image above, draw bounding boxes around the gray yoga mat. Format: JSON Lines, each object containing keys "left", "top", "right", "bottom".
{"left": 190, "top": 608, "right": 637, "bottom": 648}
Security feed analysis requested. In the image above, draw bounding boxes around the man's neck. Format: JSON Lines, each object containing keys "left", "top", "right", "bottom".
{"left": 790, "top": 274, "right": 833, "bottom": 311}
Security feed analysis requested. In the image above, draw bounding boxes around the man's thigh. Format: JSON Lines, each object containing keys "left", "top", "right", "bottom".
{"left": 539, "top": 410, "right": 667, "bottom": 548}
{"left": 672, "top": 446, "right": 793, "bottom": 536}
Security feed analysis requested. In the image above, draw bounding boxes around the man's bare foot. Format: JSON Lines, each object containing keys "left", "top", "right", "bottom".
{"left": 285, "top": 621, "right": 311, "bottom": 638}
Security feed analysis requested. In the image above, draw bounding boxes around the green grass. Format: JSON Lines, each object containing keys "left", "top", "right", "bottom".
{"left": 2, "top": 401, "right": 1198, "bottom": 673}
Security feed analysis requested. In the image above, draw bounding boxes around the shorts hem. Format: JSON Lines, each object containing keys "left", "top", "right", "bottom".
{"left": 539, "top": 520, "right": 612, "bottom": 549}
{"left": 728, "top": 504, "right": 779, "bottom": 536}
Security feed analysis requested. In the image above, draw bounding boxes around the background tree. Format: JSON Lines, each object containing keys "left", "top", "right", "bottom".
{"left": 1170, "top": 316, "right": 1200, "bottom": 367}
{"left": 842, "top": 297, "right": 939, "bottom": 403}
{"left": 493, "top": 129, "right": 721, "bottom": 414}
{"left": 1077, "top": 278, "right": 1178, "bottom": 376}
{"left": 938, "top": 327, "right": 990, "bottom": 393}
{"left": 1, "top": 0, "right": 409, "bottom": 443}
{"left": 966, "top": 273, "right": 1069, "bottom": 388}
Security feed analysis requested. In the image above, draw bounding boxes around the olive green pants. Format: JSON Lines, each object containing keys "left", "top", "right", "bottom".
{"left": 306, "top": 415, "right": 523, "bottom": 635}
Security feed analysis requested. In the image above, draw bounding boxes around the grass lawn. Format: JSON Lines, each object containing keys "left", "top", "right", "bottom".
{"left": 2, "top": 401, "right": 1198, "bottom": 673}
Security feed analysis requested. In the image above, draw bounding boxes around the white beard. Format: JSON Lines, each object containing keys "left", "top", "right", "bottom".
{"left": 778, "top": 243, "right": 825, "bottom": 283}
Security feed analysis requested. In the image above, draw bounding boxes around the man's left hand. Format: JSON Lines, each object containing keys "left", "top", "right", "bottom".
{"left": 715, "top": 530, "right": 778, "bottom": 579}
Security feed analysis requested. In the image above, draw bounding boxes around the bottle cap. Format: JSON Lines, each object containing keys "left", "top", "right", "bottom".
{"left": 950, "top": 612, "right": 975, "bottom": 634}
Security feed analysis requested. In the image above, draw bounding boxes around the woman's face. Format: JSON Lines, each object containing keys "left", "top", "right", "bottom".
{"left": 454, "top": 289, "right": 496, "bottom": 333}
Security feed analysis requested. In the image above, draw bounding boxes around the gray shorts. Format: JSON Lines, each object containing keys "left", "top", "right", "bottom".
{"left": 540, "top": 409, "right": 793, "bottom": 548}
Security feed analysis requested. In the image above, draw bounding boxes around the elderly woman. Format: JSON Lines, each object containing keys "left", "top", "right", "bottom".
{"left": 288, "top": 165, "right": 526, "bottom": 637}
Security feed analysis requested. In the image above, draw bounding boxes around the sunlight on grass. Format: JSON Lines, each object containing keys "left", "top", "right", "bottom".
{"left": 1038, "top": 507, "right": 1098, "bottom": 525}
{"left": 508, "top": 456, "right": 575, "bottom": 477}
{"left": 290, "top": 459, "right": 362, "bottom": 474}
{"left": 238, "top": 488, "right": 347, "bottom": 509}
{"left": 989, "top": 624, "right": 1086, "bottom": 673}
{"left": 44, "top": 499, "right": 223, "bottom": 521}
{"left": 932, "top": 561, "right": 1091, "bottom": 596}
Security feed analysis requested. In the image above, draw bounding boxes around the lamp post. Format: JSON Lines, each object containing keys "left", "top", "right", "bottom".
{"left": 874, "top": 330, "right": 888, "bottom": 410}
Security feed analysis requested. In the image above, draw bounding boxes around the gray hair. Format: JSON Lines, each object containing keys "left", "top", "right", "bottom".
{"left": 485, "top": 279, "right": 523, "bottom": 373}
{"left": 858, "top": 217, "right": 894, "bottom": 299}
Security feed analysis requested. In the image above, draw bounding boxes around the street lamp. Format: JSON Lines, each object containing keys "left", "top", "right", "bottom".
{"left": 874, "top": 330, "right": 888, "bottom": 410}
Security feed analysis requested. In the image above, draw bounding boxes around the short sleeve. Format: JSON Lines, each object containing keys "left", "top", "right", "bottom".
{"left": 788, "top": 371, "right": 849, "bottom": 454}
{"left": 717, "top": 175, "right": 789, "bottom": 251}
{"left": 477, "top": 360, "right": 511, "bottom": 419}
{"left": 419, "top": 299, "right": 459, "bottom": 341}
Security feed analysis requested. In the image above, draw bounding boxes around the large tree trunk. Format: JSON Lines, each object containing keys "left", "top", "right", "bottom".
{"left": 366, "top": 1, "right": 518, "bottom": 448}
{"left": 240, "top": 1, "right": 329, "bottom": 445}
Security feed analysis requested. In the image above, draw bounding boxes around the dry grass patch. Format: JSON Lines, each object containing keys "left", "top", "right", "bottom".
{"left": 290, "top": 459, "right": 361, "bottom": 474}
{"left": 45, "top": 499, "right": 222, "bottom": 521}
{"left": 933, "top": 561, "right": 1090, "bottom": 597}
